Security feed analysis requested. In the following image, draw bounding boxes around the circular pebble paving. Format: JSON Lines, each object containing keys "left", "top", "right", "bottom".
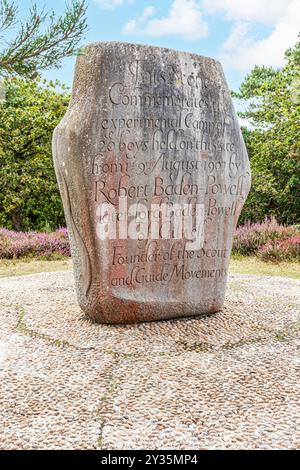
{"left": 0, "top": 271, "right": 299, "bottom": 449}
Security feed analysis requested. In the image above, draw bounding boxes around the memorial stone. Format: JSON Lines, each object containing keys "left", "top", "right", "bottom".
{"left": 52, "top": 42, "right": 251, "bottom": 323}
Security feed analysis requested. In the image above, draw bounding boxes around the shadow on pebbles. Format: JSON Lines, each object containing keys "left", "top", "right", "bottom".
{"left": 0, "top": 271, "right": 299, "bottom": 449}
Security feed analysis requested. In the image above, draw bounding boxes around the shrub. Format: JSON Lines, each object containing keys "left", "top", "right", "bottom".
{"left": 0, "top": 227, "right": 70, "bottom": 259}
{"left": 1, "top": 219, "right": 300, "bottom": 262}
{"left": 232, "top": 217, "right": 299, "bottom": 256}
{"left": 258, "top": 235, "right": 300, "bottom": 262}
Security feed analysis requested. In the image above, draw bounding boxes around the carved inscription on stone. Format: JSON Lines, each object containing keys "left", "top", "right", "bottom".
{"left": 53, "top": 42, "right": 251, "bottom": 323}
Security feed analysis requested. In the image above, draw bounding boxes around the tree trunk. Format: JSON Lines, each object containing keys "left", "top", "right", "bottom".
{"left": 10, "top": 207, "right": 23, "bottom": 231}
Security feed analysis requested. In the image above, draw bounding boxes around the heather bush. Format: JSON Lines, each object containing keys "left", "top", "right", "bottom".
{"left": 257, "top": 236, "right": 300, "bottom": 262}
{"left": 232, "top": 217, "right": 299, "bottom": 256}
{"left": 0, "top": 219, "right": 300, "bottom": 261}
{"left": 0, "top": 227, "right": 70, "bottom": 259}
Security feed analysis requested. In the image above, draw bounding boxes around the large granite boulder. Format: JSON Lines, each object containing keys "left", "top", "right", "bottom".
{"left": 52, "top": 42, "right": 251, "bottom": 323}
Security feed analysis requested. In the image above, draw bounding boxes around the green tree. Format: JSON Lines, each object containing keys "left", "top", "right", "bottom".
{"left": 0, "top": 77, "right": 69, "bottom": 230}
{"left": 0, "top": 1, "right": 88, "bottom": 231}
{"left": 0, "top": 0, "right": 87, "bottom": 78}
{"left": 234, "top": 36, "right": 300, "bottom": 225}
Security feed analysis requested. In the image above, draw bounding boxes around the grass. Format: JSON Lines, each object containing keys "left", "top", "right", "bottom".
{"left": 0, "top": 258, "right": 72, "bottom": 278}
{"left": 0, "top": 255, "right": 299, "bottom": 279}
{"left": 230, "top": 255, "right": 300, "bottom": 279}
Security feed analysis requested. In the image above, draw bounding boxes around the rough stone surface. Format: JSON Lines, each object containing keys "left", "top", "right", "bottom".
{"left": 52, "top": 42, "right": 251, "bottom": 323}
{"left": 0, "top": 270, "right": 299, "bottom": 449}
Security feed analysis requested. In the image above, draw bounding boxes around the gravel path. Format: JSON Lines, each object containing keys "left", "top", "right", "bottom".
{"left": 0, "top": 271, "right": 299, "bottom": 449}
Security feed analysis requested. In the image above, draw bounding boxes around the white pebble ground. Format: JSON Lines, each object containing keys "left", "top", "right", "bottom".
{"left": 0, "top": 271, "right": 299, "bottom": 449}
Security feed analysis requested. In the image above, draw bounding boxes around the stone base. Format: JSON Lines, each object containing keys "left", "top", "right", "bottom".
{"left": 0, "top": 271, "right": 299, "bottom": 449}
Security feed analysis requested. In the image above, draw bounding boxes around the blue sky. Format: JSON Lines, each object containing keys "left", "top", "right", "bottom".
{"left": 19, "top": 0, "right": 299, "bottom": 91}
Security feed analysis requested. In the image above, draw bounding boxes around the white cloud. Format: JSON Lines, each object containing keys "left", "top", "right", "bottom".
{"left": 123, "top": 0, "right": 209, "bottom": 41}
{"left": 203, "top": 0, "right": 291, "bottom": 25}
{"left": 94, "top": 0, "right": 125, "bottom": 10}
{"left": 222, "top": 21, "right": 299, "bottom": 71}
{"left": 203, "top": 0, "right": 300, "bottom": 71}
{"left": 222, "top": 22, "right": 250, "bottom": 50}
{"left": 121, "top": 0, "right": 299, "bottom": 70}
{"left": 123, "top": 6, "right": 156, "bottom": 34}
